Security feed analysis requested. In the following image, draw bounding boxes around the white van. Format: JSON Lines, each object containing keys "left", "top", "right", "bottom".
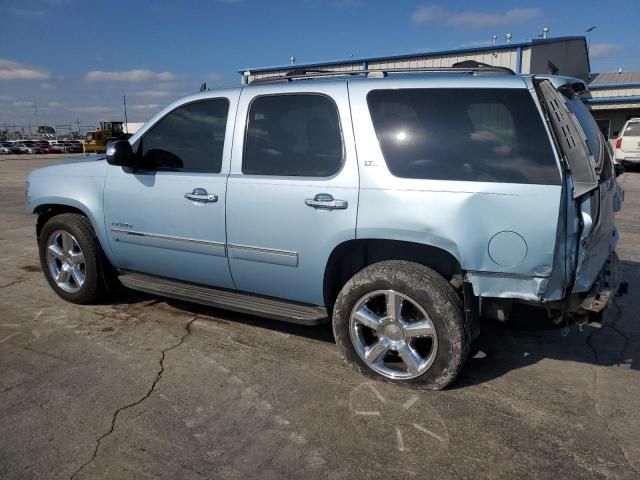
{"left": 615, "top": 118, "right": 640, "bottom": 166}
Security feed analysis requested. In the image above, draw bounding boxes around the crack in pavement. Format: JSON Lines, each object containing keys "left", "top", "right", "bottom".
{"left": 69, "top": 316, "right": 198, "bottom": 480}
{"left": 590, "top": 366, "right": 640, "bottom": 476}
{"left": 586, "top": 299, "right": 640, "bottom": 476}
{"left": 0, "top": 276, "right": 33, "bottom": 289}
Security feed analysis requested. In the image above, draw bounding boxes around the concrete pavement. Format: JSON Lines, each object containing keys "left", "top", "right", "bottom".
{"left": 1, "top": 155, "right": 639, "bottom": 479}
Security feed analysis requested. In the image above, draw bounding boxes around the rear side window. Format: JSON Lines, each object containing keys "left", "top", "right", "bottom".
{"left": 624, "top": 123, "right": 640, "bottom": 136}
{"left": 565, "top": 97, "right": 612, "bottom": 180}
{"left": 367, "top": 88, "right": 559, "bottom": 184}
{"left": 243, "top": 94, "right": 343, "bottom": 176}
{"left": 140, "top": 98, "right": 229, "bottom": 173}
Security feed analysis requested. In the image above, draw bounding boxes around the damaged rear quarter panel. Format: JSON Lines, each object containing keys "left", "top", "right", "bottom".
{"left": 349, "top": 77, "right": 564, "bottom": 302}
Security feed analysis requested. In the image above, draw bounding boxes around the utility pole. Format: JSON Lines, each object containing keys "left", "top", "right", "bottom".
{"left": 33, "top": 101, "right": 39, "bottom": 139}
{"left": 585, "top": 26, "right": 597, "bottom": 80}
{"left": 122, "top": 91, "right": 129, "bottom": 134}
{"left": 585, "top": 26, "right": 597, "bottom": 53}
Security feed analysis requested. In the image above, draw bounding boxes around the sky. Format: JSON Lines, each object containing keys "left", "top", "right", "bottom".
{"left": 1, "top": 0, "right": 639, "bottom": 129}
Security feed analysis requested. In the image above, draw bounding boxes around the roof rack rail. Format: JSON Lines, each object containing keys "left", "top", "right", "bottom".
{"left": 248, "top": 62, "right": 515, "bottom": 84}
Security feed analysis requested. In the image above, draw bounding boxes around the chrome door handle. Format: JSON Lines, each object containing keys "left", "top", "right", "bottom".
{"left": 185, "top": 188, "right": 218, "bottom": 203}
{"left": 305, "top": 193, "right": 348, "bottom": 210}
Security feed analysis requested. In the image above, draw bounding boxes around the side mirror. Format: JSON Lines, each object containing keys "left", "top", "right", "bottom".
{"left": 106, "top": 140, "right": 134, "bottom": 167}
{"left": 614, "top": 163, "right": 625, "bottom": 177}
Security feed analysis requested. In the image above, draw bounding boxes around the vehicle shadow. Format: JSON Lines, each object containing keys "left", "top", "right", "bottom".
{"left": 104, "top": 260, "right": 639, "bottom": 385}
{"left": 453, "top": 259, "right": 639, "bottom": 388}
{"left": 163, "top": 297, "right": 336, "bottom": 343}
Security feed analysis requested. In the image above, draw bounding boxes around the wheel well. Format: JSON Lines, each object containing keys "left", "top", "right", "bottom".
{"left": 35, "top": 204, "right": 88, "bottom": 239}
{"left": 323, "top": 239, "right": 462, "bottom": 310}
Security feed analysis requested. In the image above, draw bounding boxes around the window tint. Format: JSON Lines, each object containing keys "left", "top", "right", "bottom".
{"left": 140, "top": 98, "right": 229, "bottom": 172}
{"left": 243, "top": 94, "right": 342, "bottom": 176}
{"left": 624, "top": 122, "right": 640, "bottom": 136}
{"left": 367, "top": 88, "right": 560, "bottom": 184}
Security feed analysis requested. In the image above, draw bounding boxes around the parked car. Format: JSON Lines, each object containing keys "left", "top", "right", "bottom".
{"left": 20, "top": 142, "right": 43, "bottom": 154}
{"left": 45, "top": 141, "right": 67, "bottom": 153}
{"left": 26, "top": 67, "right": 624, "bottom": 389}
{"left": 11, "top": 143, "right": 30, "bottom": 154}
{"left": 614, "top": 118, "right": 640, "bottom": 167}
{"left": 39, "top": 145, "right": 58, "bottom": 154}
{"left": 0, "top": 142, "right": 12, "bottom": 154}
{"left": 1, "top": 142, "right": 23, "bottom": 154}
{"left": 63, "top": 142, "right": 82, "bottom": 153}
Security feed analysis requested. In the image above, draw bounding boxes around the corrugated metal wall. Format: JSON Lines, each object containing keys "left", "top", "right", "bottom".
{"left": 367, "top": 48, "right": 518, "bottom": 71}
{"left": 591, "top": 87, "right": 640, "bottom": 99}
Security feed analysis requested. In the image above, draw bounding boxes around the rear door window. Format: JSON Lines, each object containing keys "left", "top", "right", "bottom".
{"left": 536, "top": 79, "right": 598, "bottom": 197}
{"left": 366, "top": 88, "right": 559, "bottom": 184}
{"left": 565, "top": 96, "right": 613, "bottom": 180}
{"left": 243, "top": 94, "right": 343, "bottom": 177}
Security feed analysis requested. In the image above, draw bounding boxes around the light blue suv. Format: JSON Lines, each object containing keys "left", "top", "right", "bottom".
{"left": 27, "top": 65, "right": 624, "bottom": 389}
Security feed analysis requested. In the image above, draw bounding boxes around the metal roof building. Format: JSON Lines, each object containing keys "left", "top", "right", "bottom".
{"left": 239, "top": 36, "right": 590, "bottom": 83}
{"left": 239, "top": 35, "right": 638, "bottom": 142}
{"left": 586, "top": 71, "right": 640, "bottom": 139}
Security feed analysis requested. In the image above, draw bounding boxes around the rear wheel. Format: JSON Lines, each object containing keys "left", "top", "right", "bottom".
{"left": 38, "top": 213, "right": 108, "bottom": 304}
{"left": 332, "top": 260, "right": 469, "bottom": 390}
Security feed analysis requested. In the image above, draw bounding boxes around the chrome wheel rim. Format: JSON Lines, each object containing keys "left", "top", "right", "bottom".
{"left": 349, "top": 290, "right": 438, "bottom": 380}
{"left": 46, "top": 230, "right": 86, "bottom": 293}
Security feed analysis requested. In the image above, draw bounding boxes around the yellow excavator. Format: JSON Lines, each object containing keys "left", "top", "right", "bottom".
{"left": 83, "top": 121, "right": 132, "bottom": 154}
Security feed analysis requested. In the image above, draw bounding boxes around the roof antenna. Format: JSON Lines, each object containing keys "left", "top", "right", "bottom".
{"left": 492, "top": 35, "right": 497, "bottom": 45}
{"left": 505, "top": 33, "right": 512, "bottom": 43}
{"left": 290, "top": 55, "right": 296, "bottom": 65}
{"left": 200, "top": 83, "right": 207, "bottom": 92}
{"left": 542, "top": 27, "right": 550, "bottom": 39}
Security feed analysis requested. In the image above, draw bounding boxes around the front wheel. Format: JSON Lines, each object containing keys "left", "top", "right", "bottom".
{"left": 332, "top": 261, "right": 469, "bottom": 390}
{"left": 38, "top": 213, "right": 108, "bottom": 304}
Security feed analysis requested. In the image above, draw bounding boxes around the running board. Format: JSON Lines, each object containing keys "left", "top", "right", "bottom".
{"left": 118, "top": 272, "right": 328, "bottom": 325}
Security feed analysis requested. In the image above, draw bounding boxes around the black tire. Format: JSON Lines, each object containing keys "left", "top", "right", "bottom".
{"left": 38, "top": 213, "right": 108, "bottom": 304}
{"left": 332, "top": 260, "right": 469, "bottom": 390}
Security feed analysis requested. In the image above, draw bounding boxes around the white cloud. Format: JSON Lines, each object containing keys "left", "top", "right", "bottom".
{"left": 0, "top": 95, "right": 12, "bottom": 101}
{"left": 589, "top": 44, "right": 621, "bottom": 59}
{"left": 456, "top": 39, "right": 496, "bottom": 48}
{"left": 85, "top": 69, "right": 175, "bottom": 82}
{"left": 0, "top": 59, "right": 50, "bottom": 81}
{"left": 206, "top": 72, "right": 223, "bottom": 81}
{"left": 135, "top": 90, "right": 174, "bottom": 98}
{"left": 70, "top": 106, "right": 114, "bottom": 113}
{"left": 130, "top": 104, "right": 161, "bottom": 111}
{"left": 47, "top": 102, "right": 64, "bottom": 107}
{"left": 412, "top": 5, "right": 541, "bottom": 29}
{"left": 12, "top": 101, "right": 33, "bottom": 107}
